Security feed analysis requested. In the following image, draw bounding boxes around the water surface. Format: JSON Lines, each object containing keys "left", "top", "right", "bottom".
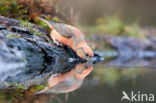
{"left": 0, "top": 59, "right": 156, "bottom": 103}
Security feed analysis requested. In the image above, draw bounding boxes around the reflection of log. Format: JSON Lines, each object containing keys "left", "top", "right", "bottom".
{"left": 0, "top": 16, "right": 80, "bottom": 85}
{"left": 105, "top": 36, "right": 156, "bottom": 66}
{"left": 93, "top": 35, "right": 156, "bottom": 66}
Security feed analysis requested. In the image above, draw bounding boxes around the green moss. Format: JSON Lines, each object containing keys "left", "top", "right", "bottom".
{"left": 6, "top": 34, "right": 21, "bottom": 38}
{"left": 20, "top": 20, "right": 28, "bottom": 27}
{"left": 33, "top": 85, "right": 46, "bottom": 90}
{"left": 34, "top": 18, "right": 49, "bottom": 27}
{"left": 15, "top": 84, "right": 25, "bottom": 89}
{"left": 33, "top": 31, "right": 45, "bottom": 36}
{"left": 28, "top": 85, "right": 46, "bottom": 93}
{"left": 20, "top": 20, "right": 45, "bottom": 36}
{"left": 52, "top": 17, "right": 63, "bottom": 22}
{"left": 33, "top": 18, "right": 51, "bottom": 34}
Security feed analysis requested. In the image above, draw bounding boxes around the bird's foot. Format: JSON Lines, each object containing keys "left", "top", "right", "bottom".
{"left": 54, "top": 42, "right": 63, "bottom": 46}
{"left": 52, "top": 37, "right": 63, "bottom": 46}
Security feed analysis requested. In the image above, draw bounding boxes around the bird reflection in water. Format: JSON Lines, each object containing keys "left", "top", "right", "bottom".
{"left": 36, "top": 62, "right": 93, "bottom": 94}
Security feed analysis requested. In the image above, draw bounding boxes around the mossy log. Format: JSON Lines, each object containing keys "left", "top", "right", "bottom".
{"left": 0, "top": 16, "right": 83, "bottom": 87}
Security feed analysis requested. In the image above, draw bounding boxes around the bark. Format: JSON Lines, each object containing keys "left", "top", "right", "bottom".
{"left": 0, "top": 16, "right": 82, "bottom": 86}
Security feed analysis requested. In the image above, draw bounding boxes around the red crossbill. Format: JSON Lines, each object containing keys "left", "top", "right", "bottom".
{"left": 38, "top": 18, "right": 94, "bottom": 59}
{"left": 36, "top": 63, "right": 93, "bottom": 94}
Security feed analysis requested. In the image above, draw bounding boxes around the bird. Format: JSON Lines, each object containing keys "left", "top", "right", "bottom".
{"left": 35, "top": 63, "right": 93, "bottom": 94}
{"left": 37, "top": 17, "right": 94, "bottom": 59}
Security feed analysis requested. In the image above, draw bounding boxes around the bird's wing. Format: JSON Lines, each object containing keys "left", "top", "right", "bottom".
{"left": 50, "top": 22, "right": 73, "bottom": 38}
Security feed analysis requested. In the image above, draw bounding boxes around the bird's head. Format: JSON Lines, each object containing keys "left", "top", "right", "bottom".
{"left": 76, "top": 41, "right": 94, "bottom": 59}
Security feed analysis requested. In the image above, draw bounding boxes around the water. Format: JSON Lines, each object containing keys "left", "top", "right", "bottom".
{"left": 0, "top": 58, "right": 156, "bottom": 103}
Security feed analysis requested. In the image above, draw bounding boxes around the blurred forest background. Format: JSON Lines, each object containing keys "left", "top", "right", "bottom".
{"left": 58, "top": 0, "right": 156, "bottom": 39}
{"left": 52, "top": 0, "right": 156, "bottom": 39}
{"left": 0, "top": 0, "right": 156, "bottom": 39}
{"left": 61, "top": 0, "right": 156, "bottom": 26}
